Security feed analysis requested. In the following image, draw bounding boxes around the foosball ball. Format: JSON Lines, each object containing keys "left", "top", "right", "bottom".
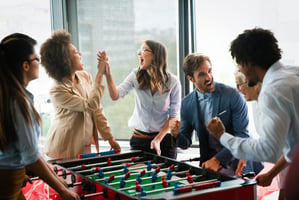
{"left": 31, "top": 150, "right": 257, "bottom": 199}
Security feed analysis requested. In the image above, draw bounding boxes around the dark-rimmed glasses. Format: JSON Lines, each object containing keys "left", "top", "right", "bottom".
{"left": 27, "top": 57, "right": 40, "bottom": 63}
{"left": 236, "top": 82, "right": 247, "bottom": 90}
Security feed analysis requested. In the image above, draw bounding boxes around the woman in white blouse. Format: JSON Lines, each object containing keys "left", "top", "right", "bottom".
{"left": 99, "top": 40, "right": 181, "bottom": 159}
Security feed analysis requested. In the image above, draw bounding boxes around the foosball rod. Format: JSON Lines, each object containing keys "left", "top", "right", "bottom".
{"left": 84, "top": 161, "right": 165, "bottom": 178}
{"left": 132, "top": 178, "right": 220, "bottom": 197}
{"left": 108, "top": 168, "right": 191, "bottom": 187}
{"left": 80, "top": 191, "right": 103, "bottom": 199}
{"left": 76, "top": 162, "right": 135, "bottom": 175}
{"left": 78, "top": 149, "right": 119, "bottom": 159}
{"left": 68, "top": 156, "right": 143, "bottom": 171}
{"left": 95, "top": 164, "right": 176, "bottom": 183}
{"left": 119, "top": 174, "right": 200, "bottom": 191}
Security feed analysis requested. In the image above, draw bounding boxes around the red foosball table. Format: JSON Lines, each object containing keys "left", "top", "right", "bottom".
{"left": 25, "top": 150, "right": 257, "bottom": 200}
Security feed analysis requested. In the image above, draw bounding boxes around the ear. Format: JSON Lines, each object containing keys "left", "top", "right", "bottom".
{"left": 22, "top": 61, "right": 30, "bottom": 72}
{"left": 187, "top": 75, "right": 194, "bottom": 82}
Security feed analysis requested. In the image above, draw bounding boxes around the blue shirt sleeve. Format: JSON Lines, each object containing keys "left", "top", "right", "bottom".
{"left": 14, "top": 102, "right": 41, "bottom": 166}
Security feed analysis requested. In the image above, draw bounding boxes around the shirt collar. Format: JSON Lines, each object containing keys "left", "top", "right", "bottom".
{"left": 24, "top": 88, "right": 34, "bottom": 103}
{"left": 196, "top": 89, "right": 212, "bottom": 101}
{"left": 262, "top": 60, "right": 282, "bottom": 86}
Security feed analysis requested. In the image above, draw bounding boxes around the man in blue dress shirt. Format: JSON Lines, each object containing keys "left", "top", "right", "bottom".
{"left": 170, "top": 53, "right": 263, "bottom": 176}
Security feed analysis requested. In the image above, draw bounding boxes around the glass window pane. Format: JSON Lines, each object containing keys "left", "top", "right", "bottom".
{"left": 195, "top": 0, "right": 299, "bottom": 138}
{"left": 195, "top": 0, "right": 299, "bottom": 86}
{"left": 0, "top": 0, "right": 52, "bottom": 137}
{"left": 77, "top": 0, "right": 178, "bottom": 140}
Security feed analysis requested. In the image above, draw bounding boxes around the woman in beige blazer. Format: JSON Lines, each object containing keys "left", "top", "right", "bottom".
{"left": 40, "top": 30, "right": 120, "bottom": 159}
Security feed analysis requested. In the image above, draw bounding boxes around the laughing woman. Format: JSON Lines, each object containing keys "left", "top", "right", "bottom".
{"left": 40, "top": 30, "right": 120, "bottom": 159}
{"left": 99, "top": 40, "right": 181, "bottom": 159}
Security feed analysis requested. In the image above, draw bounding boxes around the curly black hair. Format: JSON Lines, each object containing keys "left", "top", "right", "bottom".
{"left": 230, "top": 27, "right": 282, "bottom": 70}
{"left": 40, "top": 30, "right": 72, "bottom": 82}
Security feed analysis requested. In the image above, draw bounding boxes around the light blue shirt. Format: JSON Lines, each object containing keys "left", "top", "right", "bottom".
{"left": 220, "top": 61, "right": 299, "bottom": 163}
{"left": 0, "top": 100, "right": 41, "bottom": 169}
{"left": 117, "top": 68, "right": 181, "bottom": 132}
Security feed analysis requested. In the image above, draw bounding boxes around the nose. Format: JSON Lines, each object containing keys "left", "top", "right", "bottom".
{"left": 206, "top": 73, "right": 212, "bottom": 80}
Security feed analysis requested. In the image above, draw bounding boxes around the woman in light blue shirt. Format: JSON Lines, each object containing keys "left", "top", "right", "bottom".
{"left": 100, "top": 40, "right": 181, "bottom": 158}
{"left": 0, "top": 37, "right": 79, "bottom": 199}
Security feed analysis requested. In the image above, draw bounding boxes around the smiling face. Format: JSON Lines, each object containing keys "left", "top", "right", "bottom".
{"left": 137, "top": 43, "right": 154, "bottom": 69}
{"left": 69, "top": 44, "right": 83, "bottom": 73}
{"left": 188, "top": 60, "right": 215, "bottom": 93}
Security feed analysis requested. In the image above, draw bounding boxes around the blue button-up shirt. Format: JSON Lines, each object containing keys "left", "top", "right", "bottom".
{"left": 0, "top": 100, "right": 41, "bottom": 169}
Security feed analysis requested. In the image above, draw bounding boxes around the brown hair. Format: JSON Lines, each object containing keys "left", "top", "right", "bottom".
{"left": 40, "top": 30, "right": 72, "bottom": 82}
{"left": 0, "top": 39, "right": 41, "bottom": 151}
{"left": 183, "top": 53, "right": 212, "bottom": 78}
{"left": 136, "top": 40, "right": 170, "bottom": 94}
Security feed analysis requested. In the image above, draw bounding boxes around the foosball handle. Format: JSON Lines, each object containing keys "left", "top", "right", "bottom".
{"left": 78, "top": 149, "right": 118, "bottom": 158}
{"left": 241, "top": 171, "right": 256, "bottom": 179}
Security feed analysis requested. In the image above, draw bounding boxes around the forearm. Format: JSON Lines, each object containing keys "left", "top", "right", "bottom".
{"left": 105, "top": 72, "right": 119, "bottom": 100}
{"left": 214, "top": 147, "right": 234, "bottom": 167}
{"left": 220, "top": 132, "right": 280, "bottom": 162}
{"left": 266, "top": 156, "right": 288, "bottom": 179}
{"left": 26, "top": 158, "right": 68, "bottom": 194}
{"left": 155, "top": 117, "right": 174, "bottom": 142}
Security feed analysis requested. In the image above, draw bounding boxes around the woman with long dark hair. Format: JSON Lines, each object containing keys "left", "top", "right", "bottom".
{"left": 0, "top": 37, "right": 80, "bottom": 200}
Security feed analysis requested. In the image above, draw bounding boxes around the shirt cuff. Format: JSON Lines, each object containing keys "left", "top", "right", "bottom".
{"left": 220, "top": 132, "right": 234, "bottom": 146}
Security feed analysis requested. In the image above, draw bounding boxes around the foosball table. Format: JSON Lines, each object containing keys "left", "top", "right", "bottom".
{"left": 32, "top": 150, "right": 257, "bottom": 199}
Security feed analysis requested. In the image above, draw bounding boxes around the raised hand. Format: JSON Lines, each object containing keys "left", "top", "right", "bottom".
{"left": 207, "top": 117, "right": 225, "bottom": 140}
{"left": 97, "top": 50, "right": 108, "bottom": 75}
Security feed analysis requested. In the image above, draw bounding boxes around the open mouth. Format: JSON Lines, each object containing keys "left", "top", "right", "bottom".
{"left": 140, "top": 58, "right": 144, "bottom": 66}
{"left": 205, "top": 80, "right": 213, "bottom": 87}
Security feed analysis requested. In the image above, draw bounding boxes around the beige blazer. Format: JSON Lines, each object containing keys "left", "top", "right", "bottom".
{"left": 46, "top": 71, "right": 113, "bottom": 159}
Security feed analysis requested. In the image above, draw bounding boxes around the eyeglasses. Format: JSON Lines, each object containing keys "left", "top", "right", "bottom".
{"left": 137, "top": 48, "right": 152, "bottom": 54}
{"left": 27, "top": 57, "right": 40, "bottom": 63}
{"left": 236, "top": 82, "right": 247, "bottom": 90}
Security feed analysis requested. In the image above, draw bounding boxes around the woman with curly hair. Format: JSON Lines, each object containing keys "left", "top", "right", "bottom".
{"left": 40, "top": 30, "right": 120, "bottom": 159}
{"left": 100, "top": 40, "right": 181, "bottom": 159}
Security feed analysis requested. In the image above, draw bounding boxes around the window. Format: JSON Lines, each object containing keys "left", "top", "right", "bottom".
{"left": 76, "top": 0, "right": 178, "bottom": 140}
{"left": 194, "top": 0, "right": 299, "bottom": 137}
{"left": 0, "top": 0, "right": 52, "bottom": 136}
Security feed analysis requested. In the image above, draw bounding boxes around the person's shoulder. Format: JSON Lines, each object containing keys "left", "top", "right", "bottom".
{"left": 76, "top": 70, "right": 91, "bottom": 79}
{"left": 167, "top": 72, "right": 180, "bottom": 86}
{"left": 182, "top": 90, "right": 196, "bottom": 102}
{"left": 168, "top": 72, "right": 180, "bottom": 82}
{"left": 131, "top": 68, "right": 138, "bottom": 74}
